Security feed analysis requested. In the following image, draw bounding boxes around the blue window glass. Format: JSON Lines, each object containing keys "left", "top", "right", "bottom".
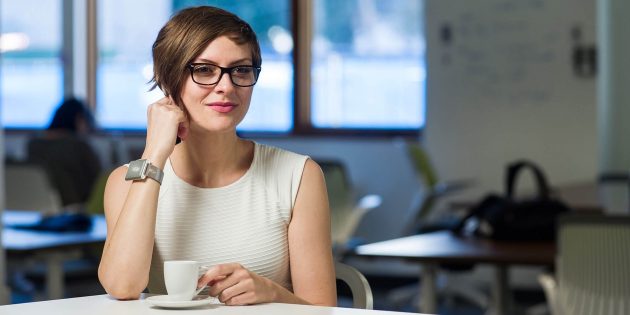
{"left": 311, "top": 0, "right": 425, "bottom": 129}
{"left": 1, "top": 0, "right": 63, "bottom": 128}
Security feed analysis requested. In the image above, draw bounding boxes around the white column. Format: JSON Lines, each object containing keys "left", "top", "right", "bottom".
{"left": 597, "top": 0, "right": 630, "bottom": 214}
{"left": 72, "top": 0, "right": 88, "bottom": 101}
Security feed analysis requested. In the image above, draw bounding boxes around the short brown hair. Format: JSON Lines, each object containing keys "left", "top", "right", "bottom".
{"left": 150, "top": 6, "right": 261, "bottom": 107}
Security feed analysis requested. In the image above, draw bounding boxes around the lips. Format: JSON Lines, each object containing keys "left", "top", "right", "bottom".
{"left": 207, "top": 101, "right": 237, "bottom": 113}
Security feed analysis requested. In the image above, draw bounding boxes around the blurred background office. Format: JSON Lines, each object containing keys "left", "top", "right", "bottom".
{"left": 2, "top": 0, "right": 630, "bottom": 314}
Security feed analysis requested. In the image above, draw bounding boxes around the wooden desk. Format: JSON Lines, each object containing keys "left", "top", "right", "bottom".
{"left": 0, "top": 294, "right": 429, "bottom": 314}
{"left": 354, "top": 230, "right": 555, "bottom": 315}
{"left": 2, "top": 210, "right": 107, "bottom": 300}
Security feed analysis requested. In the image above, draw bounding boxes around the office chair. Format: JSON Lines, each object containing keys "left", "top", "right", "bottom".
{"left": 27, "top": 136, "right": 102, "bottom": 208}
{"left": 402, "top": 141, "right": 473, "bottom": 235}
{"left": 389, "top": 141, "right": 487, "bottom": 311}
{"left": 318, "top": 159, "right": 382, "bottom": 259}
{"left": 5, "top": 162, "right": 63, "bottom": 214}
{"left": 538, "top": 214, "right": 630, "bottom": 315}
{"left": 335, "top": 261, "right": 374, "bottom": 309}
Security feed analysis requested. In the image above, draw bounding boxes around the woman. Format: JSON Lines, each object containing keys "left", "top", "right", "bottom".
{"left": 98, "top": 6, "right": 336, "bottom": 306}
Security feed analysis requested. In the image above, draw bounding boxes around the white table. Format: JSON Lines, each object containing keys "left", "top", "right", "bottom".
{"left": 3, "top": 210, "right": 107, "bottom": 300}
{"left": 0, "top": 294, "right": 428, "bottom": 314}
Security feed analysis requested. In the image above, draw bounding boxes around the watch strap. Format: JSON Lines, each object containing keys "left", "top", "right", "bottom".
{"left": 145, "top": 163, "right": 164, "bottom": 184}
{"left": 125, "top": 159, "right": 164, "bottom": 185}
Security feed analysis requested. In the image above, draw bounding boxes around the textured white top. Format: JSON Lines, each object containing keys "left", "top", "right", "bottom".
{"left": 146, "top": 142, "right": 308, "bottom": 294}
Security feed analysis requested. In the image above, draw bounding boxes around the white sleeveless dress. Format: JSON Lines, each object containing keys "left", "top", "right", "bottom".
{"left": 146, "top": 142, "right": 308, "bottom": 293}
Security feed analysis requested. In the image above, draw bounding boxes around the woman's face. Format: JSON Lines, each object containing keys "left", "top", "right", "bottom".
{"left": 180, "top": 35, "right": 255, "bottom": 134}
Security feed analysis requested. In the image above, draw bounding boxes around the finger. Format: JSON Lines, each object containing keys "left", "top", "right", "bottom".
{"left": 155, "top": 96, "right": 171, "bottom": 106}
{"left": 217, "top": 280, "right": 251, "bottom": 304}
{"left": 207, "top": 272, "right": 243, "bottom": 297}
{"left": 197, "top": 263, "right": 240, "bottom": 287}
{"left": 207, "top": 275, "right": 227, "bottom": 287}
{"left": 224, "top": 291, "right": 255, "bottom": 306}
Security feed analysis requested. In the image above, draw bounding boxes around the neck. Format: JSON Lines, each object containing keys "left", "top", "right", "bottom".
{"left": 171, "top": 130, "right": 252, "bottom": 187}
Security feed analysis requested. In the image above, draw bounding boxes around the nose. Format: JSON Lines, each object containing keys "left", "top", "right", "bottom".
{"left": 214, "top": 71, "right": 235, "bottom": 92}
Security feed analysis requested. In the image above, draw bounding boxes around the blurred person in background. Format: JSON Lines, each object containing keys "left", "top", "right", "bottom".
{"left": 27, "top": 97, "right": 103, "bottom": 210}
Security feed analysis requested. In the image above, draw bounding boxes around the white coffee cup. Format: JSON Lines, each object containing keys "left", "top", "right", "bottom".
{"left": 164, "top": 260, "right": 210, "bottom": 301}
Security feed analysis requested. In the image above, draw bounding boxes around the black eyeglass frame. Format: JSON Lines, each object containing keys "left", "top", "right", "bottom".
{"left": 187, "top": 63, "right": 262, "bottom": 87}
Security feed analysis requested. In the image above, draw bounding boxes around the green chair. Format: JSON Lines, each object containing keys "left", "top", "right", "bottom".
{"left": 317, "top": 159, "right": 382, "bottom": 260}
{"left": 402, "top": 141, "right": 473, "bottom": 235}
{"left": 85, "top": 171, "right": 111, "bottom": 215}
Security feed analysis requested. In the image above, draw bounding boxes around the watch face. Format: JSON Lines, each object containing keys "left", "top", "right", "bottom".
{"left": 125, "top": 159, "right": 148, "bottom": 181}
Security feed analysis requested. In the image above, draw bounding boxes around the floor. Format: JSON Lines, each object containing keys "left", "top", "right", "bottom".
{"left": 9, "top": 267, "right": 549, "bottom": 315}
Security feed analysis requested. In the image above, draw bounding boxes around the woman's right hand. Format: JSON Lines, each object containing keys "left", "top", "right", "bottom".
{"left": 143, "top": 97, "right": 188, "bottom": 165}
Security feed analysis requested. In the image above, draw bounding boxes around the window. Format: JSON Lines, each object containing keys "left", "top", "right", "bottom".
{"left": 97, "top": 0, "right": 293, "bottom": 132}
{"left": 1, "top": 0, "right": 63, "bottom": 128}
{"left": 4, "top": 0, "right": 425, "bottom": 134}
{"left": 311, "top": 0, "right": 425, "bottom": 130}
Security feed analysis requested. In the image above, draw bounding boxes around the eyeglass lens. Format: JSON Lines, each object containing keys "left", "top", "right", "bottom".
{"left": 190, "top": 64, "right": 258, "bottom": 87}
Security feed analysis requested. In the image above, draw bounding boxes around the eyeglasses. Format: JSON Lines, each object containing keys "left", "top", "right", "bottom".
{"left": 187, "top": 63, "right": 261, "bottom": 87}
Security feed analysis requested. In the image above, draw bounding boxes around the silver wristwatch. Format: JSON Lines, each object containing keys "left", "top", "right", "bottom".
{"left": 125, "top": 159, "right": 164, "bottom": 185}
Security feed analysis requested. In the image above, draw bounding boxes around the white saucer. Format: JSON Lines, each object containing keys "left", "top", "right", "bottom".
{"left": 145, "top": 295, "right": 217, "bottom": 308}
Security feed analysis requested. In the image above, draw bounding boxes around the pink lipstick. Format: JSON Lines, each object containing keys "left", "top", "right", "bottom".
{"left": 208, "top": 102, "right": 237, "bottom": 113}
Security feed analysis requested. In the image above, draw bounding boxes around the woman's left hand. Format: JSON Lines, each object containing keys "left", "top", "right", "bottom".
{"left": 197, "top": 263, "right": 276, "bottom": 305}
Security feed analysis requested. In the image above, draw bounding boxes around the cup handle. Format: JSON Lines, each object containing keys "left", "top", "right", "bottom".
{"left": 195, "top": 284, "right": 207, "bottom": 296}
{"left": 195, "top": 265, "right": 211, "bottom": 295}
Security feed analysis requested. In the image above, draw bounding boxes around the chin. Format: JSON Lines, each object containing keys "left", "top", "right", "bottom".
{"left": 203, "top": 122, "right": 240, "bottom": 133}
{"left": 191, "top": 115, "right": 245, "bottom": 134}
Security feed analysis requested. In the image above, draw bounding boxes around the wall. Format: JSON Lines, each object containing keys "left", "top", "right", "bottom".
{"left": 424, "top": 0, "right": 598, "bottom": 201}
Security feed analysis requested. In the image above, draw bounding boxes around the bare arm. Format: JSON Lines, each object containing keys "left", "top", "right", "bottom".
{"left": 285, "top": 159, "right": 337, "bottom": 306}
{"left": 98, "top": 98, "right": 187, "bottom": 299}
{"left": 97, "top": 165, "right": 160, "bottom": 299}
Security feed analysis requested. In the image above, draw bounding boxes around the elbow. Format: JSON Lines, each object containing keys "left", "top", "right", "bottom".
{"left": 105, "top": 287, "right": 142, "bottom": 300}
{"left": 313, "top": 299, "right": 337, "bottom": 307}
{"left": 101, "top": 278, "right": 144, "bottom": 300}
{"left": 98, "top": 266, "right": 145, "bottom": 300}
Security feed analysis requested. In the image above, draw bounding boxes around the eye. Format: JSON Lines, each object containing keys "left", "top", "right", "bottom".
{"left": 233, "top": 66, "right": 254, "bottom": 76}
{"left": 193, "top": 65, "right": 216, "bottom": 76}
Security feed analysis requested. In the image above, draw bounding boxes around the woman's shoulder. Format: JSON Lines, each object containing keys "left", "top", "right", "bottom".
{"left": 253, "top": 142, "right": 311, "bottom": 183}
{"left": 255, "top": 142, "right": 309, "bottom": 163}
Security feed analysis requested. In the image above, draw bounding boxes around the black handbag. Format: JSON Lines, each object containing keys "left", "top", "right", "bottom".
{"left": 454, "top": 160, "right": 571, "bottom": 241}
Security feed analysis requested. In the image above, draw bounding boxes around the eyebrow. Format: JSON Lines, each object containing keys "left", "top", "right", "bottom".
{"left": 194, "top": 58, "right": 252, "bottom": 66}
